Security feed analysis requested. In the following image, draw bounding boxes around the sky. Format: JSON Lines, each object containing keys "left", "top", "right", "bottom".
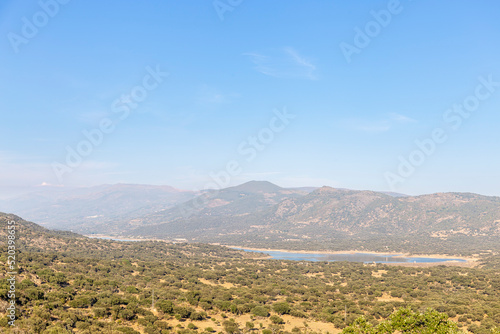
{"left": 1, "top": 0, "right": 499, "bottom": 196}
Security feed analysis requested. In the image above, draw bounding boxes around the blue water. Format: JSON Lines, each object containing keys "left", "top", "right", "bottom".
{"left": 88, "top": 236, "right": 140, "bottom": 242}
{"left": 236, "top": 248, "right": 467, "bottom": 264}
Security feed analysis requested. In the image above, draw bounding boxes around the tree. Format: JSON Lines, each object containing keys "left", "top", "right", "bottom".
{"left": 251, "top": 306, "right": 269, "bottom": 317}
{"left": 156, "top": 300, "right": 174, "bottom": 314}
{"left": 388, "top": 307, "right": 460, "bottom": 334}
{"left": 342, "top": 317, "right": 374, "bottom": 334}
{"left": 223, "top": 319, "right": 241, "bottom": 334}
{"left": 270, "top": 315, "right": 284, "bottom": 324}
{"left": 342, "top": 308, "right": 461, "bottom": 334}
{"left": 272, "top": 302, "right": 291, "bottom": 315}
{"left": 245, "top": 321, "right": 255, "bottom": 331}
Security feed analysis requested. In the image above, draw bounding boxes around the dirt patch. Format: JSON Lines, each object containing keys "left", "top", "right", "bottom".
{"left": 377, "top": 293, "right": 404, "bottom": 302}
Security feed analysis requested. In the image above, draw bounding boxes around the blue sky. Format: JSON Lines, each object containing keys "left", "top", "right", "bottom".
{"left": 1, "top": 0, "right": 499, "bottom": 196}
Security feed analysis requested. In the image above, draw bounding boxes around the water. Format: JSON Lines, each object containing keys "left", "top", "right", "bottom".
{"left": 88, "top": 236, "right": 141, "bottom": 242}
{"left": 236, "top": 248, "right": 467, "bottom": 264}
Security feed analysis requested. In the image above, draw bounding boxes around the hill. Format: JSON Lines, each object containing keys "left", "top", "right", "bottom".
{"left": 124, "top": 181, "right": 308, "bottom": 233}
{"left": 2, "top": 181, "right": 499, "bottom": 255}
{"left": 128, "top": 186, "right": 500, "bottom": 255}
{"left": 1, "top": 212, "right": 499, "bottom": 333}
{"left": 0, "top": 184, "right": 197, "bottom": 234}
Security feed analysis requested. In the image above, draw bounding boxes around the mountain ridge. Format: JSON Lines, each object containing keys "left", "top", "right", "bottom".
{"left": 2, "top": 181, "right": 499, "bottom": 255}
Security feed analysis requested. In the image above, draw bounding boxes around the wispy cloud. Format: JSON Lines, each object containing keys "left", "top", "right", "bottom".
{"left": 342, "top": 113, "right": 418, "bottom": 134}
{"left": 244, "top": 47, "right": 317, "bottom": 80}
{"left": 388, "top": 112, "right": 417, "bottom": 123}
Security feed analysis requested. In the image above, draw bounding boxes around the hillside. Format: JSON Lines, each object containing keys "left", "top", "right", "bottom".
{"left": 0, "top": 184, "right": 197, "bottom": 234}
{"left": 2, "top": 181, "right": 499, "bottom": 255}
{"left": 128, "top": 186, "right": 500, "bottom": 255}
{"left": 124, "top": 181, "right": 308, "bottom": 232}
{"left": 1, "top": 212, "right": 500, "bottom": 333}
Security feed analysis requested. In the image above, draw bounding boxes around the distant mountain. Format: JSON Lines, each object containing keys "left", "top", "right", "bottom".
{"left": 125, "top": 180, "right": 308, "bottom": 230}
{"left": 128, "top": 185, "right": 500, "bottom": 254}
{"left": 0, "top": 184, "right": 197, "bottom": 234}
{"left": 260, "top": 187, "right": 500, "bottom": 236}
{"left": 3, "top": 181, "right": 499, "bottom": 254}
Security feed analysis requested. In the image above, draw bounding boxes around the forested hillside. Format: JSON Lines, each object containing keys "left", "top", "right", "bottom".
{"left": 1, "top": 213, "right": 499, "bottom": 333}
{"left": 127, "top": 184, "right": 500, "bottom": 255}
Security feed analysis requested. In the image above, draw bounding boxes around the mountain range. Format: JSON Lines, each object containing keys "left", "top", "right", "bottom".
{"left": 0, "top": 184, "right": 197, "bottom": 233}
{"left": 1, "top": 181, "right": 499, "bottom": 254}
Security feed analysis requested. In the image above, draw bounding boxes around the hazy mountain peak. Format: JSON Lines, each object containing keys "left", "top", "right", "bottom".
{"left": 227, "top": 180, "right": 283, "bottom": 193}
{"left": 314, "top": 186, "right": 338, "bottom": 194}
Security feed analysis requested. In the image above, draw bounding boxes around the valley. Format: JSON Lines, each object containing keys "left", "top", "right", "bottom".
{"left": 1, "top": 212, "right": 499, "bottom": 333}
{"left": 3, "top": 181, "right": 499, "bottom": 256}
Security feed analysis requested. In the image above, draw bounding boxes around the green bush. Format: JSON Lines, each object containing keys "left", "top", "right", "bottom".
{"left": 117, "top": 327, "right": 141, "bottom": 334}
{"left": 251, "top": 306, "right": 269, "bottom": 317}
{"left": 272, "top": 302, "right": 291, "bottom": 315}
{"left": 270, "top": 315, "right": 284, "bottom": 324}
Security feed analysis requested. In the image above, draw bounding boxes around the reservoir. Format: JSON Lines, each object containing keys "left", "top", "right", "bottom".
{"left": 235, "top": 248, "right": 467, "bottom": 264}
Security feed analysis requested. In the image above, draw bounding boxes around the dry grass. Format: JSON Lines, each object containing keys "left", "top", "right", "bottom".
{"left": 165, "top": 313, "right": 342, "bottom": 334}
{"left": 376, "top": 293, "right": 404, "bottom": 302}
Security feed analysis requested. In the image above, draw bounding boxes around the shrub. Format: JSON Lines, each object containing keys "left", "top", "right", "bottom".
{"left": 251, "top": 306, "right": 269, "bottom": 317}
{"left": 270, "top": 315, "right": 284, "bottom": 324}
{"left": 272, "top": 302, "right": 291, "bottom": 315}
{"left": 223, "top": 320, "right": 240, "bottom": 334}
{"left": 116, "top": 327, "right": 141, "bottom": 334}
{"left": 156, "top": 300, "right": 174, "bottom": 314}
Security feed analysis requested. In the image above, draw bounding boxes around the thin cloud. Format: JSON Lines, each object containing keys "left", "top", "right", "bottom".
{"left": 389, "top": 113, "right": 417, "bottom": 123}
{"left": 244, "top": 47, "right": 317, "bottom": 80}
{"left": 343, "top": 113, "right": 418, "bottom": 134}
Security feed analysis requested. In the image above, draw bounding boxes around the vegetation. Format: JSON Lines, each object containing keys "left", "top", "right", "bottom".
{"left": 1, "top": 213, "right": 499, "bottom": 333}
{"left": 4, "top": 182, "right": 500, "bottom": 257}
{"left": 127, "top": 183, "right": 500, "bottom": 256}
{"left": 343, "top": 307, "right": 461, "bottom": 333}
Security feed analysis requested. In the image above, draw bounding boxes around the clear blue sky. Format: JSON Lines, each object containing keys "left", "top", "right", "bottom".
{"left": 1, "top": 0, "right": 499, "bottom": 196}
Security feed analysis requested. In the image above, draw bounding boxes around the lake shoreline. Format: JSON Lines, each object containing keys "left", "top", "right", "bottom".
{"left": 83, "top": 236, "right": 479, "bottom": 266}
{"left": 223, "top": 245, "right": 479, "bottom": 266}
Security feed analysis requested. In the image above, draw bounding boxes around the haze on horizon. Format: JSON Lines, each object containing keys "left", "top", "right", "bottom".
{"left": 1, "top": 1, "right": 499, "bottom": 197}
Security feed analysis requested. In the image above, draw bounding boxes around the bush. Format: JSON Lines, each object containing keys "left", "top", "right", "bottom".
{"left": 290, "top": 309, "right": 307, "bottom": 318}
{"left": 117, "top": 327, "right": 141, "bottom": 334}
{"left": 270, "top": 315, "right": 284, "bottom": 324}
{"left": 190, "top": 311, "right": 204, "bottom": 321}
{"left": 69, "top": 297, "right": 93, "bottom": 308}
{"left": 93, "top": 307, "right": 108, "bottom": 318}
{"left": 157, "top": 300, "right": 174, "bottom": 314}
{"left": 42, "top": 325, "right": 72, "bottom": 334}
{"left": 175, "top": 306, "right": 193, "bottom": 319}
{"left": 272, "top": 302, "right": 291, "bottom": 315}
{"left": 126, "top": 286, "right": 139, "bottom": 293}
{"left": 119, "top": 308, "right": 136, "bottom": 320}
{"left": 251, "top": 306, "right": 269, "bottom": 317}
{"left": 342, "top": 307, "right": 460, "bottom": 334}
{"left": 222, "top": 320, "right": 240, "bottom": 334}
